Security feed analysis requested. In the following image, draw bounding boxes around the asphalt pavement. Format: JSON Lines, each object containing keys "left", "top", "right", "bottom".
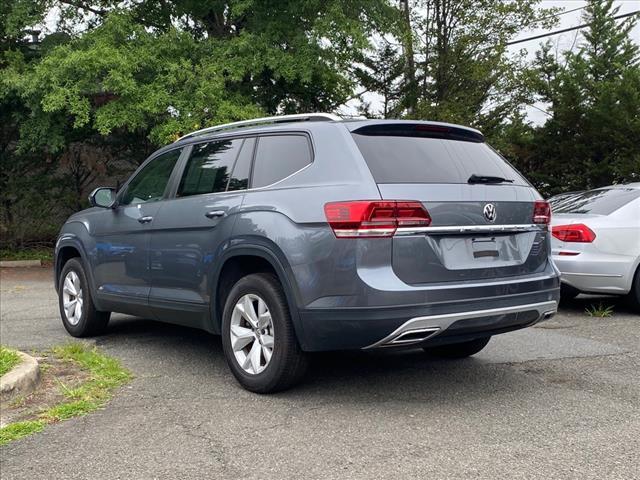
{"left": 0, "top": 267, "right": 638, "bottom": 479}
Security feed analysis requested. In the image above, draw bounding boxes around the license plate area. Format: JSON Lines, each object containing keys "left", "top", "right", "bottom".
{"left": 471, "top": 237, "right": 499, "bottom": 258}
{"left": 436, "top": 234, "right": 526, "bottom": 270}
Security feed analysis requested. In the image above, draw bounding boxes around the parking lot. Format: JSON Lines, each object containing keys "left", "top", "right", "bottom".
{"left": 1, "top": 267, "right": 638, "bottom": 479}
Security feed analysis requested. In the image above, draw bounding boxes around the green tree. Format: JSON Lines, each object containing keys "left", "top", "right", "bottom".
{"left": 0, "top": 1, "right": 397, "bottom": 246}
{"left": 353, "top": 42, "right": 405, "bottom": 118}
{"left": 530, "top": 0, "right": 640, "bottom": 194}
{"left": 5, "top": 1, "right": 396, "bottom": 150}
{"left": 397, "top": 0, "right": 558, "bottom": 136}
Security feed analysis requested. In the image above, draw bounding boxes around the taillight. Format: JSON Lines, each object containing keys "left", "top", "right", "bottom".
{"left": 552, "top": 224, "right": 596, "bottom": 243}
{"left": 324, "top": 201, "right": 431, "bottom": 238}
{"left": 533, "top": 200, "right": 551, "bottom": 224}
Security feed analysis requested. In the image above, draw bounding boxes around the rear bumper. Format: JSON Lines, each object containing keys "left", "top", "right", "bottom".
{"left": 552, "top": 253, "right": 634, "bottom": 294}
{"left": 297, "top": 284, "right": 560, "bottom": 351}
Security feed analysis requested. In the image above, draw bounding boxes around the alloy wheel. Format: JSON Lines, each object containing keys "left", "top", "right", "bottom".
{"left": 62, "top": 271, "right": 83, "bottom": 326}
{"left": 229, "top": 294, "right": 275, "bottom": 375}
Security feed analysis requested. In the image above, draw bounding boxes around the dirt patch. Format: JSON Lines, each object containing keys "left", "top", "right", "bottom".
{"left": 0, "top": 354, "right": 90, "bottom": 427}
{"left": 0, "top": 266, "right": 53, "bottom": 283}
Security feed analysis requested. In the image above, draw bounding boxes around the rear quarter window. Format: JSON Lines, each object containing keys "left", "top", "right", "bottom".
{"left": 351, "top": 132, "right": 527, "bottom": 185}
{"left": 552, "top": 188, "right": 640, "bottom": 215}
{"left": 252, "top": 135, "right": 312, "bottom": 188}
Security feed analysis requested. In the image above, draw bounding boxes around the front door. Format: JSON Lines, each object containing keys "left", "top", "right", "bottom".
{"left": 148, "top": 137, "right": 254, "bottom": 328}
{"left": 92, "top": 147, "right": 183, "bottom": 317}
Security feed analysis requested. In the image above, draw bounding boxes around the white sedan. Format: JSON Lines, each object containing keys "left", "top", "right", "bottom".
{"left": 549, "top": 183, "right": 640, "bottom": 310}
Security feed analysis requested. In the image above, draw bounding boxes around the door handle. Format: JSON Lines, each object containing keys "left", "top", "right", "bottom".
{"left": 205, "top": 210, "right": 225, "bottom": 219}
{"left": 138, "top": 216, "right": 153, "bottom": 224}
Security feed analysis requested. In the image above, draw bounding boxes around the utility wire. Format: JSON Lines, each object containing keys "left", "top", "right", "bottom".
{"left": 507, "top": 10, "right": 639, "bottom": 46}
{"left": 535, "top": 5, "right": 586, "bottom": 23}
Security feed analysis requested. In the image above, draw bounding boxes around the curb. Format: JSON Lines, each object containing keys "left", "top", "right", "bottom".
{"left": 0, "top": 260, "right": 42, "bottom": 268}
{"left": 1, "top": 352, "right": 41, "bottom": 403}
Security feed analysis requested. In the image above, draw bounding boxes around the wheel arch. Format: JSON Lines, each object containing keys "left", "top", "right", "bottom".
{"left": 211, "top": 245, "right": 307, "bottom": 348}
{"left": 54, "top": 235, "right": 103, "bottom": 308}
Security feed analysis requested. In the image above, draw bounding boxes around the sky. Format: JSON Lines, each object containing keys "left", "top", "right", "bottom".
{"left": 344, "top": 0, "right": 640, "bottom": 123}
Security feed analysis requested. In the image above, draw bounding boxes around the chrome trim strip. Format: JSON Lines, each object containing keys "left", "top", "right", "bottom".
{"left": 562, "top": 272, "right": 623, "bottom": 278}
{"left": 395, "top": 224, "right": 545, "bottom": 235}
{"left": 363, "top": 300, "right": 558, "bottom": 349}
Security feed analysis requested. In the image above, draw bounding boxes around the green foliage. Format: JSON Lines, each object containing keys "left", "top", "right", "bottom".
{"left": 353, "top": 42, "right": 405, "bottom": 118}
{"left": 0, "top": 343, "right": 132, "bottom": 446}
{"left": 0, "top": 1, "right": 396, "bottom": 247}
{"left": 0, "top": 420, "right": 46, "bottom": 446}
{"left": 0, "top": 248, "right": 53, "bottom": 261}
{"left": 585, "top": 302, "right": 615, "bottom": 318}
{"left": 394, "top": 0, "right": 559, "bottom": 132}
{"left": 0, "top": 346, "right": 21, "bottom": 377}
{"left": 523, "top": 0, "right": 640, "bottom": 195}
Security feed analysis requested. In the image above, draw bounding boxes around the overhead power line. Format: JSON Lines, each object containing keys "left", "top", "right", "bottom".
{"left": 507, "top": 10, "right": 640, "bottom": 46}
{"left": 535, "top": 5, "right": 586, "bottom": 23}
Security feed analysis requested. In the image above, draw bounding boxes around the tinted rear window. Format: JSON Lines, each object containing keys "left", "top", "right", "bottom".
{"left": 351, "top": 134, "right": 527, "bottom": 185}
{"left": 552, "top": 188, "right": 640, "bottom": 215}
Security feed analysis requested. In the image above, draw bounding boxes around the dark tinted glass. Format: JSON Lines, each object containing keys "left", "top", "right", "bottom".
{"left": 228, "top": 138, "right": 254, "bottom": 191}
{"left": 252, "top": 135, "right": 312, "bottom": 188}
{"left": 351, "top": 134, "right": 527, "bottom": 185}
{"left": 552, "top": 188, "right": 640, "bottom": 215}
{"left": 121, "top": 149, "right": 181, "bottom": 205}
{"left": 178, "top": 139, "right": 242, "bottom": 197}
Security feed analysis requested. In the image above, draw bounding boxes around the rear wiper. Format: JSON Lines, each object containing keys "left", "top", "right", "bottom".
{"left": 468, "top": 174, "right": 514, "bottom": 184}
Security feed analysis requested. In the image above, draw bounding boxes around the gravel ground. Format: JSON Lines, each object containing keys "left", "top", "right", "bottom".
{"left": 1, "top": 267, "right": 638, "bottom": 479}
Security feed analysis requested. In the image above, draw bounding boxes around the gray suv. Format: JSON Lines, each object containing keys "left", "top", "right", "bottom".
{"left": 54, "top": 113, "right": 560, "bottom": 392}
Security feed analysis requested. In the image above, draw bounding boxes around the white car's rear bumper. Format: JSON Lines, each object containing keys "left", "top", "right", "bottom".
{"left": 552, "top": 251, "right": 634, "bottom": 294}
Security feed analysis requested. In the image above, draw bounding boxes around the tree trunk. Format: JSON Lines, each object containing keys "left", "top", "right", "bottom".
{"left": 399, "top": 0, "right": 417, "bottom": 115}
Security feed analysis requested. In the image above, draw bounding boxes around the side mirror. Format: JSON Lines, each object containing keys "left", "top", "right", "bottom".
{"left": 89, "top": 187, "right": 117, "bottom": 208}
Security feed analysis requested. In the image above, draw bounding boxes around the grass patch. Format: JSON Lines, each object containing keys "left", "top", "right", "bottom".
{"left": 585, "top": 302, "right": 615, "bottom": 318}
{"left": 0, "top": 343, "right": 132, "bottom": 446}
{"left": 0, "top": 346, "right": 21, "bottom": 377}
{"left": 0, "top": 248, "right": 53, "bottom": 262}
{"left": 0, "top": 421, "right": 46, "bottom": 445}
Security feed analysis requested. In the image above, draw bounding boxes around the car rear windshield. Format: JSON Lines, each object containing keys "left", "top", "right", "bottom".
{"left": 351, "top": 129, "right": 527, "bottom": 185}
{"left": 552, "top": 188, "right": 640, "bottom": 215}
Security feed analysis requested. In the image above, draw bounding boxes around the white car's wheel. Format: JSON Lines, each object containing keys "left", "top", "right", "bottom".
{"left": 628, "top": 266, "right": 640, "bottom": 312}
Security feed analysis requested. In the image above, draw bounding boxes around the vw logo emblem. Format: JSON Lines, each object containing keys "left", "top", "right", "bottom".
{"left": 483, "top": 203, "right": 497, "bottom": 223}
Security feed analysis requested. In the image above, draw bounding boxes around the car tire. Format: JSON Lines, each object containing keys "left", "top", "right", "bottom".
{"left": 627, "top": 265, "right": 640, "bottom": 312}
{"left": 423, "top": 336, "right": 491, "bottom": 359}
{"left": 58, "top": 258, "right": 110, "bottom": 337}
{"left": 560, "top": 284, "right": 580, "bottom": 301}
{"left": 221, "top": 273, "right": 308, "bottom": 393}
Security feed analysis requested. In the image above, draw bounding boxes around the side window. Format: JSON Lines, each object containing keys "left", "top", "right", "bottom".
{"left": 227, "top": 138, "right": 254, "bottom": 192}
{"left": 252, "top": 135, "right": 312, "bottom": 188}
{"left": 177, "top": 139, "right": 243, "bottom": 197}
{"left": 121, "top": 149, "right": 182, "bottom": 206}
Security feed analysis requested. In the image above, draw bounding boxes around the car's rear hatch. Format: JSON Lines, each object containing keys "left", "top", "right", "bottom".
{"left": 350, "top": 122, "right": 549, "bottom": 285}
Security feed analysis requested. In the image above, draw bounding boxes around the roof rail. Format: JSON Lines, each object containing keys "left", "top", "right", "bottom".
{"left": 176, "top": 113, "right": 342, "bottom": 142}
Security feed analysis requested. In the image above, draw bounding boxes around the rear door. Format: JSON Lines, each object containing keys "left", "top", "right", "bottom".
{"left": 350, "top": 123, "right": 549, "bottom": 285}
{"left": 148, "top": 137, "right": 254, "bottom": 326}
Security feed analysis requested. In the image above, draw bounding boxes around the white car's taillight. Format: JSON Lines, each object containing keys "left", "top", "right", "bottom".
{"left": 552, "top": 224, "right": 597, "bottom": 243}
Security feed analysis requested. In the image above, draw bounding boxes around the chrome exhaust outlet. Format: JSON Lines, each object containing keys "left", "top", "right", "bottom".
{"left": 541, "top": 310, "right": 557, "bottom": 321}
{"left": 383, "top": 327, "right": 440, "bottom": 347}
